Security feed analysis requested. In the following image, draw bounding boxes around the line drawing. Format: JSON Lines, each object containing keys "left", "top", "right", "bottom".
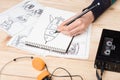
{"left": 0, "top": 18, "right": 14, "bottom": 30}
{"left": 44, "top": 15, "right": 65, "bottom": 44}
{"left": 11, "top": 27, "right": 33, "bottom": 47}
{"left": 23, "top": 1, "right": 43, "bottom": 17}
{"left": 11, "top": 35, "right": 27, "bottom": 46}
{"left": 67, "top": 43, "right": 79, "bottom": 55}
{"left": 23, "top": 1, "right": 35, "bottom": 11}
{"left": 0, "top": 0, "right": 43, "bottom": 31}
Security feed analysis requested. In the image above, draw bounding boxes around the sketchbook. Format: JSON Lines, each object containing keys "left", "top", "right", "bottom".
{"left": 2, "top": 0, "right": 91, "bottom": 59}
{"left": 7, "top": 24, "right": 91, "bottom": 59}
{"left": 24, "top": 7, "right": 75, "bottom": 53}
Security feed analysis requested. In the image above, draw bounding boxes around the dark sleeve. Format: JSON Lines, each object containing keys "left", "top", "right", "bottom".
{"left": 84, "top": 0, "right": 116, "bottom": 21}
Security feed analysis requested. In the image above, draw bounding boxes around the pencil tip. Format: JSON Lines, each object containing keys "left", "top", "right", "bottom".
{"left": 54, "top": 30, "right": 60, "bottom": 33}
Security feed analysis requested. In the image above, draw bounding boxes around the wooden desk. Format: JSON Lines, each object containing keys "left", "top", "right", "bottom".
{"left": 0, "top": 0, "right": 120, "bottom": 80}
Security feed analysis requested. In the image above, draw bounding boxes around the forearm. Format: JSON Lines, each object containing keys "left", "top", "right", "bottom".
{"left": 84, "top": 0, "right": 116, "bottom": 21}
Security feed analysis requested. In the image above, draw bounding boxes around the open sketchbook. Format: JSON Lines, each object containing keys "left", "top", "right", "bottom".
{"left": 8, "top": 25, "right": 91, "bottom": 59}
{"left": 24, "top": 7, "right": 75, "bottom": 53}
{"left": 0, "top": 0, "right": 91, "bottom": 59}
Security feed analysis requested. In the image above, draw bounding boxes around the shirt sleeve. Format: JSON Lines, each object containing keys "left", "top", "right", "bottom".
{"left": 83, "top": 0, "right": 116, "bottom": 21}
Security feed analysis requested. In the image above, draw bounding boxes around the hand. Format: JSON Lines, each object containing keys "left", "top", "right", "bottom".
{"left": 57, "top": 11, "right": 94, "bottom": 36}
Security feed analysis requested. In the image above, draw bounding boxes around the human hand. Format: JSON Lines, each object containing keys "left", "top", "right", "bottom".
{"left": 57, "top": 11, "right": 94, "bottom": 36}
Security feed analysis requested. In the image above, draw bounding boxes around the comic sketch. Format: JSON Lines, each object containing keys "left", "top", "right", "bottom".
{"left": 11, "top": 35, "right": 27, "bottom": 46}
{"left": 0, "top": 0, "right": 43, "bottom": 33}
{"left": 23, "top": 0, "right": 43, "bottom": 17}
{"left": 0, "top": 18, "right": 14, "bottom": 30}
{"left": 0, "top": 15, "right": 28, "bottom": 31}
{"left": 0, "top": 14, "right": 30, "bottom": 31}
{"left": 23, "top": 1, "right": 35, "bottom": 11}
{"left": 16, "top": 14, "right": 30, "bottom": 23}
{"left": 44, "top": 15, "right": 64, "bottom": 44}
{"left": 67, "top": 43, "right": 79, "bottom": 55}
{"left": 10, "top": 27, "right": 33, "bottom": 47}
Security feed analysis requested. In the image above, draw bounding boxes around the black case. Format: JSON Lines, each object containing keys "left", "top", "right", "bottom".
{"left": 94, "top": 29, "right": 120, "bottom": 72}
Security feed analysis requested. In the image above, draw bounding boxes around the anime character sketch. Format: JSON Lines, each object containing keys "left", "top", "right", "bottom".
{"left": 44, "top": 15, "right": 64, "bottom": 44}
{"left": 0, "top": 0, "right": 43, "bottom": 31}
{"left": 23, "top": 1, "right": 35, "bottom": 11}
{"left": 11, "top": 35, "right": 27, "bottom": 46}
{"left": 10, "top": 27, "right": 33, "bottom": 46}
{"left": 23, "top": 0, "right": 43, "bottom": 17}
{"left": 67, "top": 43, "right": 79, "bottom": 55}
{"left": 0, "top": 18, "right": 14, "bottom": 30}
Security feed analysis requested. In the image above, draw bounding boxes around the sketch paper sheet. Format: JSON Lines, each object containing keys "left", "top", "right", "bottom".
{"left": 0, "top": 0, "right": 44, "bottom": 36}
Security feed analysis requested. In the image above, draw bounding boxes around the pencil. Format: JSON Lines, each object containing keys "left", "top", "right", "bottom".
{"left": 55, "top": 2, "right": 100, "bottom": 33}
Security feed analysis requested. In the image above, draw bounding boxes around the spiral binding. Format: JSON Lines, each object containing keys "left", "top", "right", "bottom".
{"left": 25, "top": 41, "right": 66, "bottom": 53}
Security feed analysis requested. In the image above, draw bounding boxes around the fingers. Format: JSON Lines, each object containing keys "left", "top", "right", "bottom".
{"left": 57, "top": 14, "right": 78, "bottom": 31}
{"left": 65, "top": 19, "right": 82, "bottom": 31}
{"left": 57, "top": 11, "right": 94, "bottom": 36}
{"left": 59, "top": 18, "right": 87, "bottom": 36}
{"left": 61, "top": 23, "right": 86, "bottom": 36}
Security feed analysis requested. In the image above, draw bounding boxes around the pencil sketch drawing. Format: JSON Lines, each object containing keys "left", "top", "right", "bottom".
{"left": 0, "top": 18, "right": 14, "bottom": 30}
{"left": 67, "top": 43, "right": 79, "bottom": 54}
{"left": 44, "top": 15, "right": 64, "bottom": 44}
{"left": 0, "top": 0, "right": 43, "bottom": 32}
{"left": 11, "top": 35, "right": 27, "bottom": 46}
{"left": 11, "top": 27, "right": 33, "bottom": 47}
{"left": 23, "top": 0, "right": 43, "bottom": 17}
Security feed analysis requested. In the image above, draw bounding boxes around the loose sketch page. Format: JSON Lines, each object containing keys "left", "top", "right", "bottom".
{"left": 0, "top": 0, "right": 44, "bottom": 36}
{"left": 25, "top": 7, "right": 75, "bottom": 53}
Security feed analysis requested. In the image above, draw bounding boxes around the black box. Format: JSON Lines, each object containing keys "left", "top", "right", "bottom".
{"left": 94, "top": 29, "right": 120, "bottom": 72}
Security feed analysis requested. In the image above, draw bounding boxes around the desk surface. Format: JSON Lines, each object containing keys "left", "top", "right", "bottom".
{"left": 0, "top": 0, "right": 120, "bottom": 80}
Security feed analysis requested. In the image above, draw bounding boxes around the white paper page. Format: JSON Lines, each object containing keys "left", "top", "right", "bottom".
{"left": 7, "top": 26, "right": 49, "bottom": 56}
{"left": 49, "top": 25, "right": 91, "bottom": 59}
{"left": 7, "top": 23, "right": 91, "bottom": 59}
{"left": 0, "top": 0, "right": 44, "bottom": 36}
{"left": 25, "top": 7, "right": 75, "bottom": 53}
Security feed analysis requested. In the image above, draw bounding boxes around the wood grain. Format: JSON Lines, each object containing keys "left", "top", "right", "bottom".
{"left": 0, "top": 0, "right": 120, "bottom": 80}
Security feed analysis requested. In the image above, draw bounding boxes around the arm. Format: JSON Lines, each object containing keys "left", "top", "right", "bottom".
{"left": 85, "top": 0, "right": 116, "bottom": 21}
{"left": 57, "top": 0, "right": 116, "bottom": 36}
